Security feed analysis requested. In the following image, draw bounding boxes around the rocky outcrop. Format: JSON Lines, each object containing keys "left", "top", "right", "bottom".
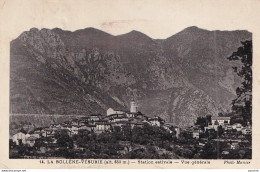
{"left": 10, "top": 26, "right": 252, "bottom": 126}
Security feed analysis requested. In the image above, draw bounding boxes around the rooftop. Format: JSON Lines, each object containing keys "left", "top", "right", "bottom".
{"left": 211, "top": 116, "right": 231, "bottom": 120}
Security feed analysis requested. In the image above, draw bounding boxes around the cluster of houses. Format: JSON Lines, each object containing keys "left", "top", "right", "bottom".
{"left": 11, "top": 101, "right": 180, "bottom": 148}
{"left": 188, "top": 116, "right": 252, "bottom": 139}
{"left": 10, "top": 100, "right": 252, "bottom": 156}
{"left": 178, "top": 116, "right": 252, "bottom": 156}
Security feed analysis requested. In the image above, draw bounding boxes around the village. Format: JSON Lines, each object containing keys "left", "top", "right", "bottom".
{"left": 10, "top": 101, "right": 252, "bottom": 159}
{"left": 11, "top": 101, "right": 177, "bottom": 146}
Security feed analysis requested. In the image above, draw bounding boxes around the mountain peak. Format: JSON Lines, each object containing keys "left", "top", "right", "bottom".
{"left": 128, "top": 30, "right": 150, "bottom": 37}
{"left": 165, "top": 26, "right": 210, "bottom": 41}
{"left": 185, "top": 26, "right": 200, "bottom": 30}
{"left": 29, "top": 27, "right": 40, "bottom": 32}
{"left": 52, "top": 27, "right": 72, "bottom": 34}
{"left": 116, "top": 30, "right": 152, "bottom": 42}
{"left": 181, "top": 26, "right": 209, "bottom": 33}
{"left": 52, "top": 27, "right": 113, "bottom": 38}
{"left": 11, "top": 26, "right": 252, "bottom": 127}
{"left": 73, "top": 27, "right": 113, "bottom": 36}
{"left": 129, "top": 30, "right": 143, "bottom": 34}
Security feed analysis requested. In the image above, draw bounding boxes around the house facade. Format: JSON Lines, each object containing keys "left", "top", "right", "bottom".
{"left": 12, "top": 130, "right": 27, "bottom": 145}
{"left": 211, "top": 116, "right": 231, "bottom": 126}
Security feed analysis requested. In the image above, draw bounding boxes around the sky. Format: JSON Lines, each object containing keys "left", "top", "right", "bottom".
{"left": 0, "top": 0, "right": 259, "bottom": 40}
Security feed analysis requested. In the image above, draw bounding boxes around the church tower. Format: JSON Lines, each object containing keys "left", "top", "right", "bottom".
{"left": 130, "top": 100, "right": 137, "bottom": 113}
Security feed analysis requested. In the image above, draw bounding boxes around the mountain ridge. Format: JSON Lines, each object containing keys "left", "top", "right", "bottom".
{"left": 15, "top": 26, "right": 252, "bottom": 40}
{"left": 10, "top": 26, "right": 252, "bottom": 127}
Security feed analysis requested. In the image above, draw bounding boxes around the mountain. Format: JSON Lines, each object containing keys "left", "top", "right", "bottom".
{"left": 10, "top": 26, "right": 252, "bottom": 127}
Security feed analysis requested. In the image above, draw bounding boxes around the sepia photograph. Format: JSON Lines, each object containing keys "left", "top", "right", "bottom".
{"left": 9, "top": 26, "right": 252, "bottom": 159}
{"left": 0, "top": 0, "right": 260, "bottom": 169}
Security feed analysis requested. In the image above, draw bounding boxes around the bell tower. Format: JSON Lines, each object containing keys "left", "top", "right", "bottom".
{"left": 130, "top": 100, "right": 137, "bottom": 113}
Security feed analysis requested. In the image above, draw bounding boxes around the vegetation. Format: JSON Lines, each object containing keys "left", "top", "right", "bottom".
{"left": 10, "top": 124, "right": 179, "bottom": 159}
{"left": 227, "top": 40, "right": 252, "bottom": 126}
{"left": 10, "top": 118, "right": 252, "bottom": 159}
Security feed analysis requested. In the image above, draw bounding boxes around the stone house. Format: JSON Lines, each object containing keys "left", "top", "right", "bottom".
{"left": 12, "top": 129, "right": 27, "bottom": 145}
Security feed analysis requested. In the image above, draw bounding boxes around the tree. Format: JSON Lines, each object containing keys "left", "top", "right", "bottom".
{"left": 55, "top": 129, "right": 73, "bottom": 149}
{"left": 206, "top": 115, "right": 212, "bottom": 125}
{"left": 227, "top": 40, "right": 252, "bottom": 125}
{"left": 121, "top": 125, "right": 132, "bottom": 141}
{"left": 18, "top": 145, "right": 28, "bottom": 157}
{"left": 217, "top": 126, "right": 224, "bottom": 137}
{"left": 9, "top": 139, "right": 15, "bottom": 148}
{"left": 34, "top": 138, "right": 46, "bottom": 150}
{"left": 200, "top": 141, "right": 217, "bottom": 159}
{"left": 195, "top": 117, "right": 207, "bottom": 130}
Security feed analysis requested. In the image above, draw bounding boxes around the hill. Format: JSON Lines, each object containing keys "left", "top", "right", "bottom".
{"left": 10, "top": 26, "right": 252, "bottom": 126}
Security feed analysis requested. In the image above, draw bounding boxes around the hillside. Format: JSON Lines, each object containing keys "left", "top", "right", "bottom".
{"left": 10, "top": 26, "right": 252, "bottom": 126}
